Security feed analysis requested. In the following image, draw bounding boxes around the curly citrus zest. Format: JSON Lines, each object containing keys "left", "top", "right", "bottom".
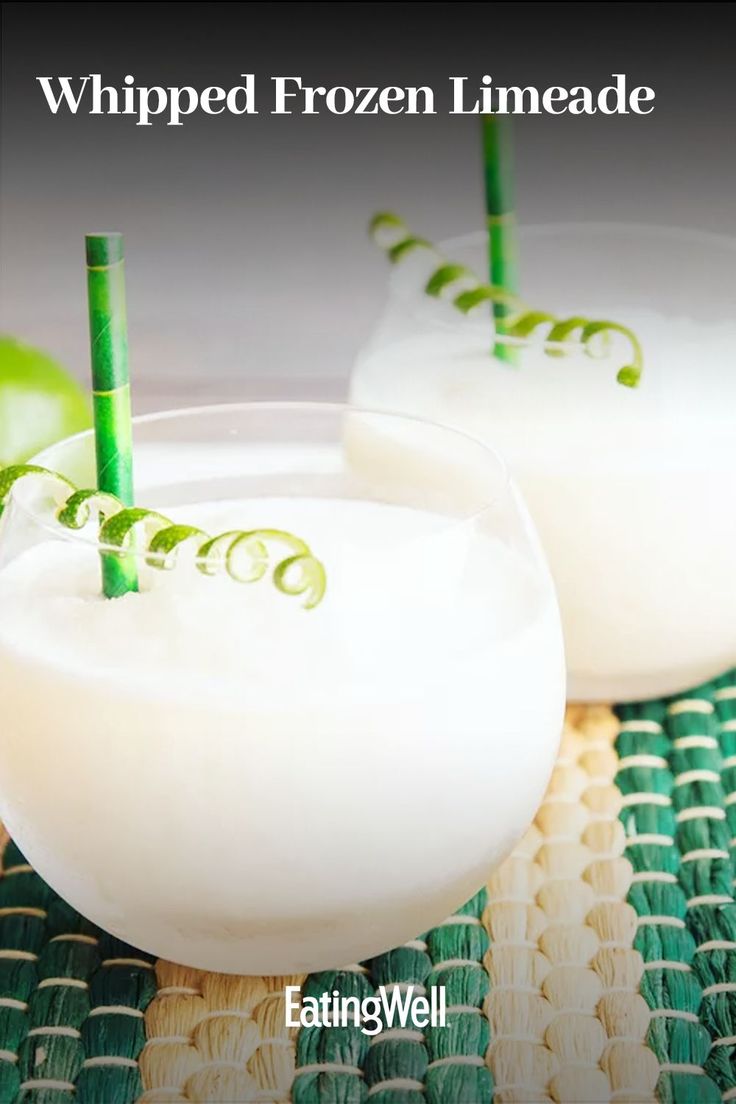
{"left": 57, "top": 488, "right": 128, "bottom": 529}
{"left": 0, "top": 464, "right": 75, "bottom": 519}
{"left": 0, "top": 465, "right": 327, "bottom": 608}
{"left": 369, "top": 211, "right": 643, "bottom": 387}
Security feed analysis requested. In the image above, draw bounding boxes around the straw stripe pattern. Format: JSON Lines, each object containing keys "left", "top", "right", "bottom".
{"left": 481, "top": 114, "right": 518, "bottom": 366}
{"left": 85, "top": 231, "right": 138, "bottom": 599}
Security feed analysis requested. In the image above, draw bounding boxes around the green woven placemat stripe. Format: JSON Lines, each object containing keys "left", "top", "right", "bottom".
{"left": 714, "top": 674, "right": 736, "bottom": 880}
{"left": 0, "top": 839, "right": 155, "bottom": 1104}
{"left": 713, "top": 673, "right": 736, "bottom": 1100}
{"left": 667, "top": 688, "right": 735, "bottom": 1100}
{"left": 74, "top": 930, "right": 155, "bottom": 1104}
{"left": 614, "top": 700, "right": 718, "bottom": 1103}
{"left": 362, "top": 941, "right": 429, "bottom": 1104}
{"left": 420, "top": 889, "right": 491, "bottom": 1103}
{"left": 615, "top": 673, "right": 736, "bottom": 1104}
{"left": 294, "top": 966, "right": 372, "bottom": 1102}
{"left": 294, "top": 890, "right": 491, "bottom": 1103}
{"left": 682, "top": 678, "right": 736, "bottom": 1100}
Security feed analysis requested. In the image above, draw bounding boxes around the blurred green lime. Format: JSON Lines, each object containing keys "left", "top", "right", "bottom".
{"left": 0, "top": 335, "right": 91, "bottom": 464}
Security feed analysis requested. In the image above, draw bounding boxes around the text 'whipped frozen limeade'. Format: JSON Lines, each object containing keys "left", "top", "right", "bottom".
{"left": 0, "top": 406, "right": 564, "bottom": 973}
{"left": 353, "top": 223, "right": 736, "bottom": 700}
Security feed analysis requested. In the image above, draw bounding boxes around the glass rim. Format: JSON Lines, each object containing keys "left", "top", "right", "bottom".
{"left": 441, "top": 220, "right": 736, "bottom": 254}
{"left": 10, "top": 400, "right": 512, "bottom": 559}
{"left": 385, "top": 219, "right": 736, "bottom": 347}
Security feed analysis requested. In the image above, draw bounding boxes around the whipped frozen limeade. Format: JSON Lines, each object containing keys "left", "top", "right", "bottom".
{"left": 353, "top": 220, "right": 736, "bottom": 700}
{"left": 0, "top": 405, "right": 564, "bottom": 973}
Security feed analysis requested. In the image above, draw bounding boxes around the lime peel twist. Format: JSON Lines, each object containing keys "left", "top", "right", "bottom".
{"left": 0, "top": 465, "right": 327, "bottom": 609}
{"left": 369, "top": 212, "right": 643, "bottom": 388}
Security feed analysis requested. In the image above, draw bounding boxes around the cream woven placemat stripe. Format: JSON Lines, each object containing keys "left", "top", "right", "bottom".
{"left": 484, "top": 705, "right": 658, "bottom": 1103}
{"left": 139, "top": 966, "right": 303, "bottom": 1102}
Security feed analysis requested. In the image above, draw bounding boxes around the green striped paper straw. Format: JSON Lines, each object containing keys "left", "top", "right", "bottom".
{"left": 482, "top": 115, "right": 519, "bottom": 363}
{"left": 85, "top": 232, "right": 138, "bottom": 598}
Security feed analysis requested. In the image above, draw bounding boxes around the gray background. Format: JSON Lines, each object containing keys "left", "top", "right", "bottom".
{"left": 2, "top": 2, "right": 734, "bottom": 409}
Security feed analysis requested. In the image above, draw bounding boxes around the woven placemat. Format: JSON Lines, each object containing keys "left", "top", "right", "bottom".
{"left": 1, "top": 670, "right": 735, "bottom": 1103}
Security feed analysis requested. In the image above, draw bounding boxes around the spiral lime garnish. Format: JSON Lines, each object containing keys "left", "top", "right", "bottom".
{"left": 147, "top": 524, "right": 210, "bottom": 571}
{"left": 0, "top": 465, "right": 327, "bottom": 609}
{"left": 369, "top": 212, "right": 643, "bottom": 387}
{"left": 0, "top": 464, "right": 75, "bottom": 518}
{"left": 57, "top": 488, "right": 129, "bottom": 529}
{"left": 273, "top": 553, "right": 327, "bottom": 611}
